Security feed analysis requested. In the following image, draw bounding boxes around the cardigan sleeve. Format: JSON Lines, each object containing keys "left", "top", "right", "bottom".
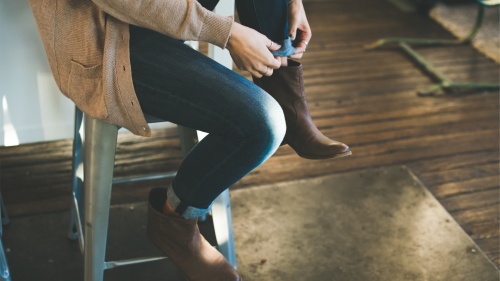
{"left": 91, "top": 0, "right": 233, "bottom": 49}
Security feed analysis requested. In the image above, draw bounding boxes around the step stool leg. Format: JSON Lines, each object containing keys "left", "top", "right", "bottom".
{"left": 0, "top": 240, "right": 11, "bottom": 281}
{"left": 83, "top": 116, "right": 118, "bottom": 281}
{"left": 0, "top": 193, "right": 11, "bottom": 281}
{"left": 69, "top": 107, "right": 84, "bottom": 242}
{"left": 212, "top": 189, "right": 237, "bottom": 268}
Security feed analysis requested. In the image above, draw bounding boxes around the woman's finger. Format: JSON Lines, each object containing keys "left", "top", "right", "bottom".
{"left": 268, "top": 56, "right": 281, "bottom": 69}
{"left": 262, "top": 66, "right": 273, "bottom": 77}
{"left": 267, "top": 39, "right": 282, "bottom": 51}
{"left": 289, "top": 52, "right": 303, "bottom": 59}
{"left": 226, "top": 23, "right": 284, "bottom": 77}
{"left": 254, "top": 65, "right": 273, "bottom": 77}
{"left": 251, "top": 69, "right": 263, "bottom": 78}
{"left": 294, "top": 41, "right": 308, "bottom": 53}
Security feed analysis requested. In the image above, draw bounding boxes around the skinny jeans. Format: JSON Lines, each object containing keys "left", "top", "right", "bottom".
{"left": 130, "top": 0, "right": 292, "bottom": 218}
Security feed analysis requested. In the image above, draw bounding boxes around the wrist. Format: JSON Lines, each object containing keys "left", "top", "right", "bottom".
{"left": 226, "top": 22, "right": 242, "bottom": 51}
{"left": 226, "top": 24, "right": 235, "bottom": 51}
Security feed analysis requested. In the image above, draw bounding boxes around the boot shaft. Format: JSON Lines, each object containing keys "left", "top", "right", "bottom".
{"left": 148, "top": 187, "right": 199, "bottom": 243}
{"left": 253, "top": 60, "right": 351, "bottom": 159}
{"left": 253, "top": 60, "right": 312, "bottom": 128}
{"left": 254, "top": 60, "right": 305, "bottom": 105}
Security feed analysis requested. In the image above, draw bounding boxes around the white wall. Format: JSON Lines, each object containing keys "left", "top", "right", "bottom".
{"left": 0, "top": 0, "right": 74, "bottom": 146}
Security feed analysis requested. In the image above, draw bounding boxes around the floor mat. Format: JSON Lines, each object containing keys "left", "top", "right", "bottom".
{"left": 2, "top": 166, "right": 497, "bottom": 280}
{"left": 231, "top": 166, "right": 498, "bottom": 281}
{"left": 430, "top": 2, "right": 500, "bottom": 63}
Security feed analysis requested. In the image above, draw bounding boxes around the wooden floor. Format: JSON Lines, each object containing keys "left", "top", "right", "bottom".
{"left": 1, "top": 0, "right": 498, "bottom": 267}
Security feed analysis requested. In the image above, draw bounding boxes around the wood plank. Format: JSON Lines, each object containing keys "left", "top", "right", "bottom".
{"left": 417, "top": 163, "right": 499, "bottom": 186}
{"left": 451, "top": 204, "right": 500, "bottom": 226}
{"left": 439, "top": 189, "right": 499, "bottom": 213}
{"left": 410, "top": 151, "right": 499, "bottom": 174}
{"left": 466, "top": 221, "right": 500, "bottom": 240}
{"left": 432, "top": 176, "right": 499, "bottom": 198}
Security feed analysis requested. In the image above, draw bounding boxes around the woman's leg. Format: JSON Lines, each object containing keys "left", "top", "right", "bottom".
{"left": 129, "top": 25, "right": 285, "bottom": 281}
{"left": 235, "top": 0, "right": 351, "bottom": 159}
{"left": 129, "top": 25, "right": 286, "bottom": 217}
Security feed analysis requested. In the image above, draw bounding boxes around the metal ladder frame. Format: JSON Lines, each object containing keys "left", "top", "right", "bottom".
{"left": 365, "top": 0, "right": 500, "bottom": 95}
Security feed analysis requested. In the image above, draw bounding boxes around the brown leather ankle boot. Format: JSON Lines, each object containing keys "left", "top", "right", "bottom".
{"left": 254, "top": 60, "right": 351, "bottom": 159}
{"left": 147, "top": 188, "right": 241, "bottom": 281}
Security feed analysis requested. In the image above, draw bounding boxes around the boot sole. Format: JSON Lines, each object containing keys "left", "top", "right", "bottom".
{"left": 294, "top": 149, "right": 352, "bottom": 160}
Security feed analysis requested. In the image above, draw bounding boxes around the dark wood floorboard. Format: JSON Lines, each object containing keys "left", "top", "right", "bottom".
{"left": 1, "top": 0, "right": 498, "bottom": 267}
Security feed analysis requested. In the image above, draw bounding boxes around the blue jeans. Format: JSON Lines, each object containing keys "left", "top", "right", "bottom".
{"left": 130, "top": 26, "right": 286, "bottom": 218}
{"left": 198, "top": 0, "right": 296, "bottom": 55}
{"left": 235, "top": 0, "right": 296, "bottom": 56}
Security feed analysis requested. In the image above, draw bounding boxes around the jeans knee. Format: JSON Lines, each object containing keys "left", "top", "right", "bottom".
{"left": 252, "top": 95, "right": 286, "bottom": 153}
{"left": 267, "top": 101, "right": 287, "bottom": 149}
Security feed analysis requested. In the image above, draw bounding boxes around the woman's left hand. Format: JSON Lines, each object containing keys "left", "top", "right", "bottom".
{"left": 288, "top": 0, "right": 312, "bottom": 59}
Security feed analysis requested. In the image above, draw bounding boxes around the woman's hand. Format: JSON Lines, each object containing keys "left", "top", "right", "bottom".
{"left": 226, "top": 22, "right": 282, "bottom": 78}
{"left": 288, "top": 0, "right": 312, "bottom": 59}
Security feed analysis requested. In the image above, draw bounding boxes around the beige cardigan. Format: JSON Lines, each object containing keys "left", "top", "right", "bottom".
{"left": 29, "top": 0, "right": 233, "bottom": 137}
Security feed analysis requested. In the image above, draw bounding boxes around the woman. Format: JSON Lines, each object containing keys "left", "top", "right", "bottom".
{"left": 29, "top": 0, "right": 350, "bottom": 280}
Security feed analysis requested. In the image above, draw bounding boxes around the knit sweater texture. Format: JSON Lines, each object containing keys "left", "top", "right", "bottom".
{"left": 29, "top": 0, "right": 233, "bottom": 136}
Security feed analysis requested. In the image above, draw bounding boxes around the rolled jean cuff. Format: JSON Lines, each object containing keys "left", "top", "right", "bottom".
{"left": 167, "top": 186, "right": 211, "bottom": 219}
{"left": 271, "top": 38, "right": 296, "bottom": 57}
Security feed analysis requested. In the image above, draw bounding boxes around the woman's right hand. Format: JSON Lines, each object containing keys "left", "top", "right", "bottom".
{"left": 226, "top": 22, "right": 282, "bottom": 78}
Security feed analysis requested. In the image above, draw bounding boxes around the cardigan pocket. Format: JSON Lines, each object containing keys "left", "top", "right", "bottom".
{"left": 68, "top": 60, "right": 108, "bottom": 119}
